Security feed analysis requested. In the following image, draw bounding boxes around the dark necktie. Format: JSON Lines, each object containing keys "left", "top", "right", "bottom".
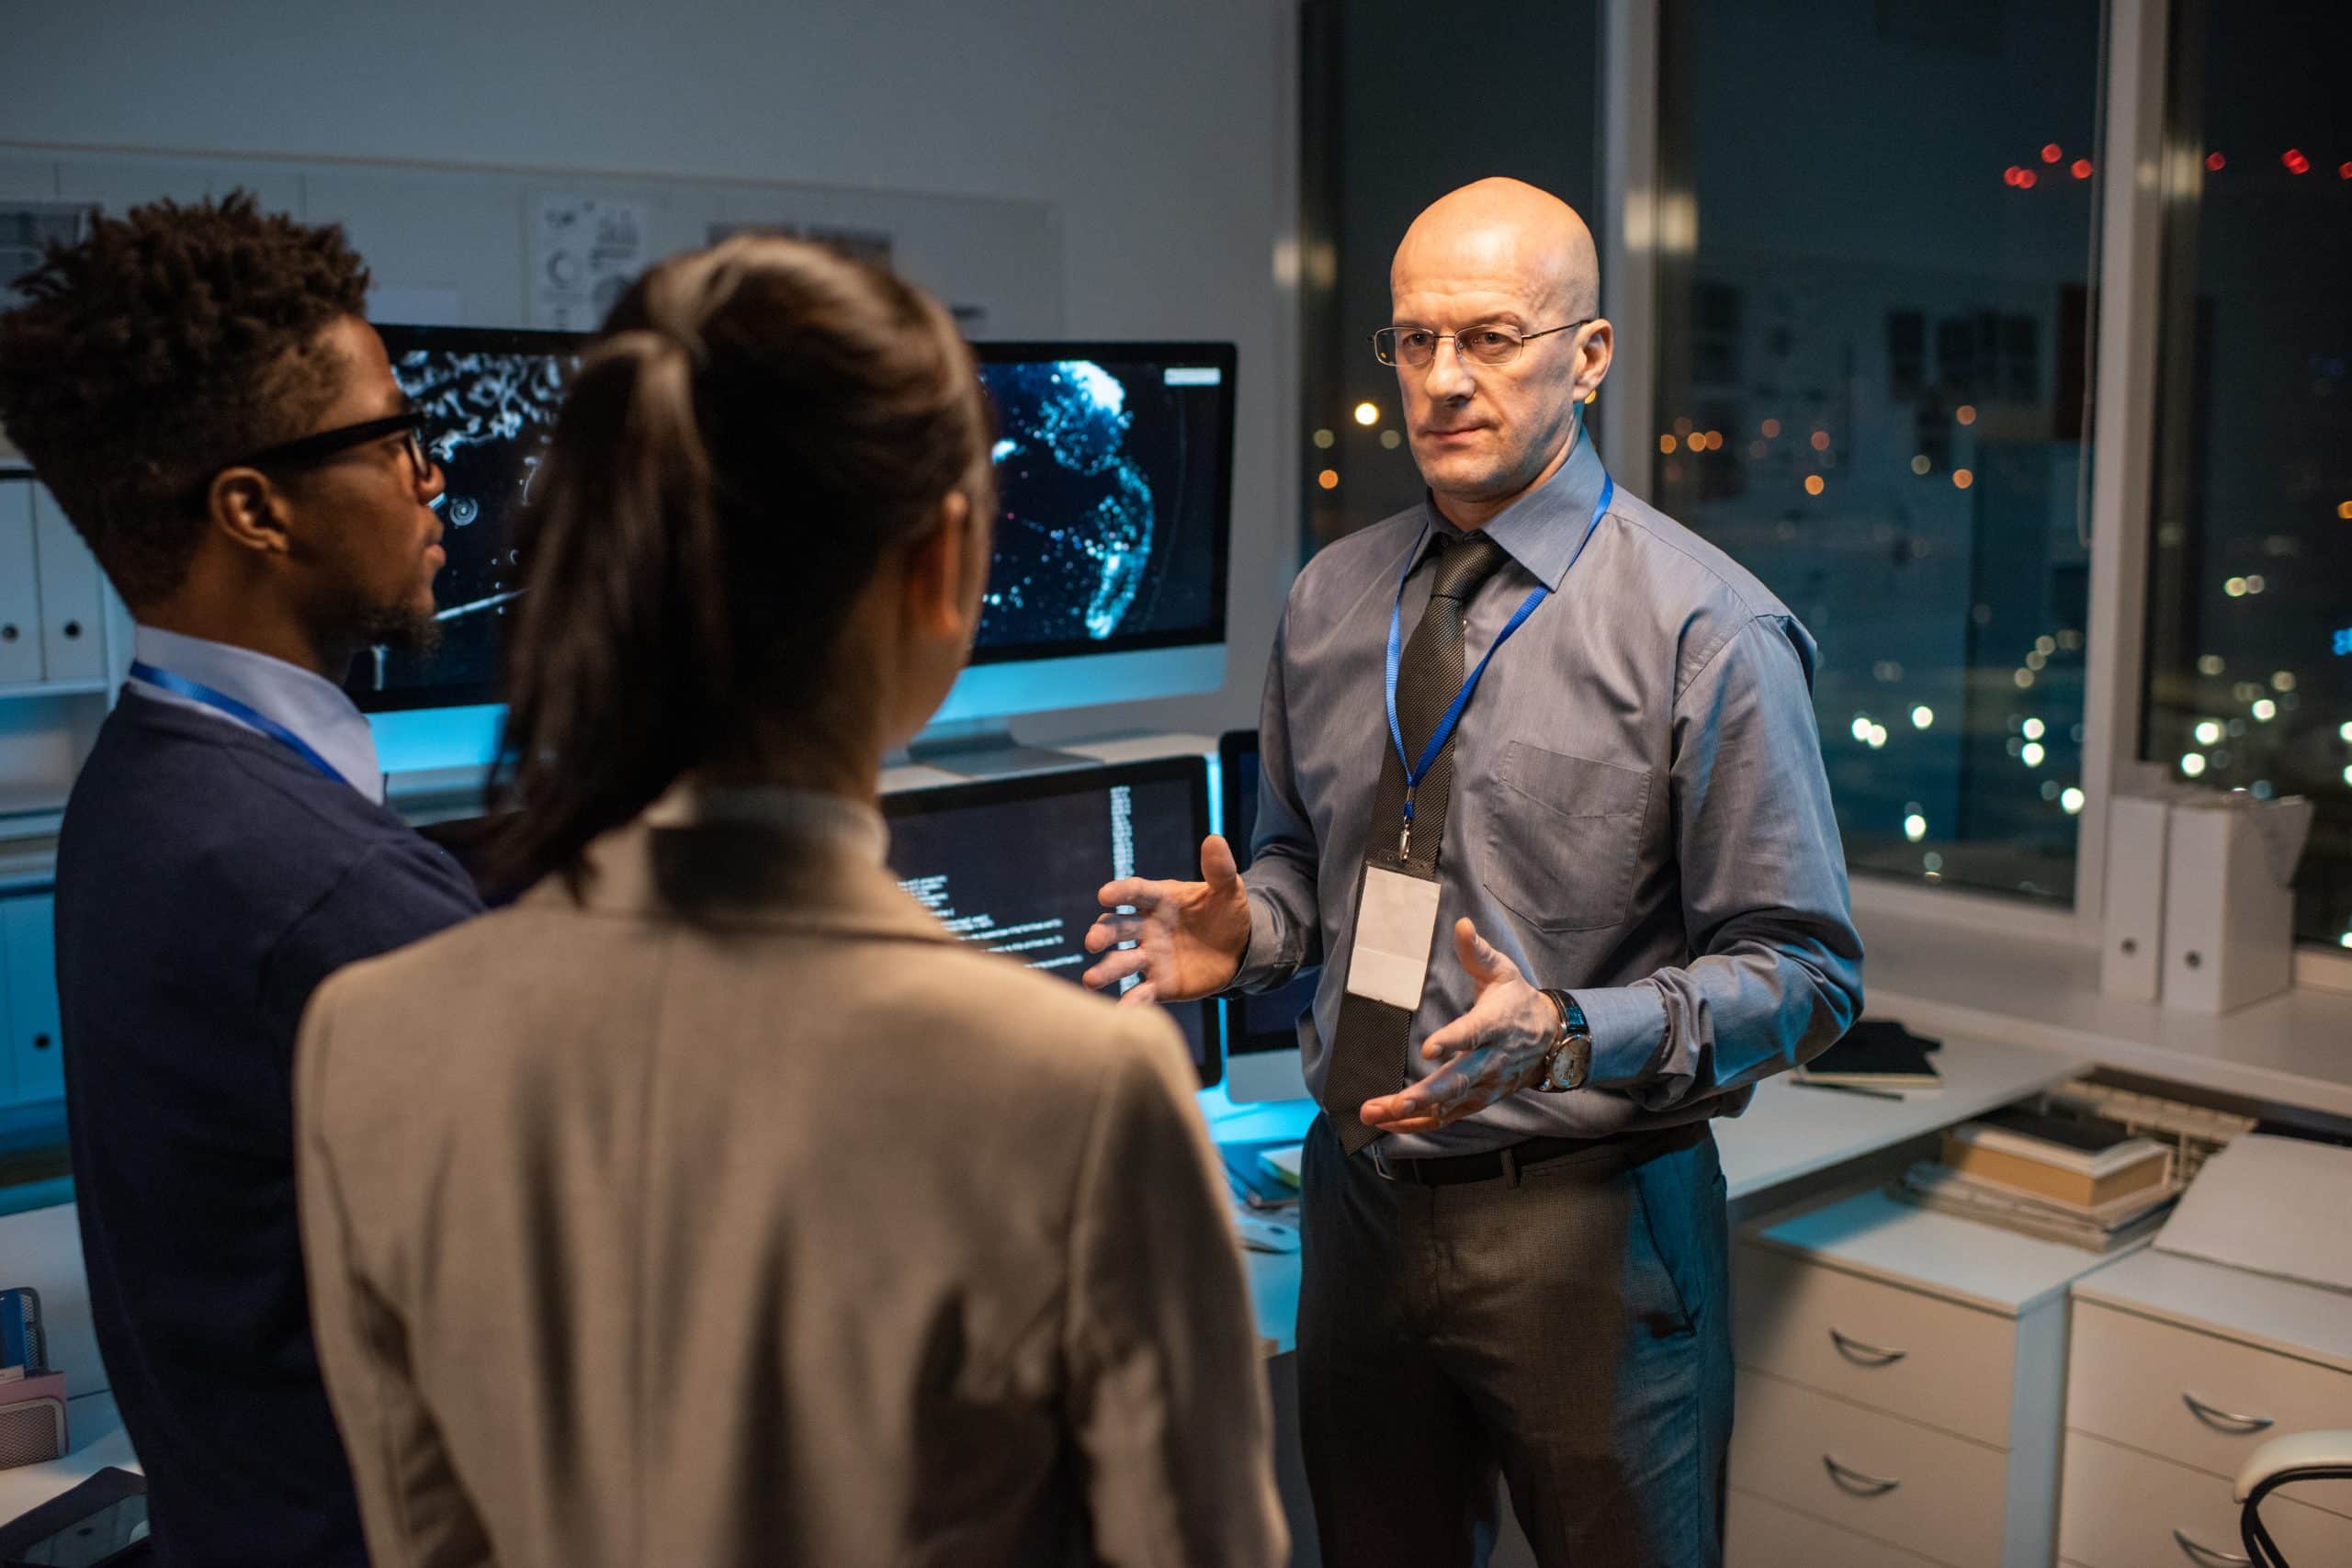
{"left": 1323, "top": 528, "right": 1513, "bottom": 1155}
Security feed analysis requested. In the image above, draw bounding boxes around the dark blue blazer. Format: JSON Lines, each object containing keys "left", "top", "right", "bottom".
{"left": 53, "top": 692, "right": 481, "bottom": 1568}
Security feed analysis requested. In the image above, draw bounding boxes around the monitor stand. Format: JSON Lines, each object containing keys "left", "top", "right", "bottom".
{"left": 905, "top": 719, "right": 1097, "bottom": 779}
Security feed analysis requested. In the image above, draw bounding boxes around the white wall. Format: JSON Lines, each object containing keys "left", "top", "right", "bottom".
{"left": 0, "top": 0, "right": 1298, "bottom": 752}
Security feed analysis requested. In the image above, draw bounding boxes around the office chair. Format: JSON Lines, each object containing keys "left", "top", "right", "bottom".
{"left": 2237, "top": 1430, "right": 2352, "bottom": 1566}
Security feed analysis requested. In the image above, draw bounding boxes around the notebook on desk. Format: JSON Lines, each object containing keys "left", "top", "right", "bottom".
{"left": 1219, "top": 1138, "right": 1301, "bottom": 1211}
{"left": 1794, "top": 1020, "right": 1942, "bottom": 1089}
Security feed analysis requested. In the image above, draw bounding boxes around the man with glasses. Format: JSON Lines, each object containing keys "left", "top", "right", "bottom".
{"left": 1088, "top": 178, "right": 1861, "bottom": 1564}
{"left": 0, "top": 194, "right": 481, "bottom": 1566}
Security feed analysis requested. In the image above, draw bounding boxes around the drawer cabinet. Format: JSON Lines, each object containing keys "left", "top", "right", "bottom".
{"left": 2069, "top": 1297, "right": 2352, "bottom": 1481}
{"left": 1726, "top": 1484, "right": 1948, "bottom": 1568}
{"left": 1733, "top": 1370, "right": 2008, "bottom": 1568}
{"left": 1727, "top": 1189, "right": 2133, "bottom": 1568}
{"left": 2059, "top": 1429, "right": 2352, "bottom": 1568}
{"left": 2064, "top": 1248, "right": 2352, "bottom": 1567}
{"left": 1736, "top": 1241, "right": 2017, "bottom": 1448}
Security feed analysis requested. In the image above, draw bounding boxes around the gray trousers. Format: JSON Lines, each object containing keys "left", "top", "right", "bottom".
{"left": 1296, "top": 1114, "right": 1733, "bottom": 1568}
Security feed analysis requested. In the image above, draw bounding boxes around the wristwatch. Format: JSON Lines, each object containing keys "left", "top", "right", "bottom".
{"left": 1534, "top": 988, "right": 1593, "bottom": 1092}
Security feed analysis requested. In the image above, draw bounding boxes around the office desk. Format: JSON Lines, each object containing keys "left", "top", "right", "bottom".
{"left": 0, "top": 1393, "right": 131, "bottom": 1525}
{"left": 0, "top": 1202, "right": 137, "bottom": 1523}
{"left": 1863, "top": 908, "right": 2352, "bottom": 1120}
{"left": 1238, "top": 1029, "right": 2086, "bottom": 1355}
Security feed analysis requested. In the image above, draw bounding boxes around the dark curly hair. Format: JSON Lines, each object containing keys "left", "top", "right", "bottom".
{"left": 0, "top": 191, "right": 371, "bottom": 610}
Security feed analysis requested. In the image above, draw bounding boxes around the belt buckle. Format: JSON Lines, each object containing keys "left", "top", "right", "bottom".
{"left": 1368, "top": 1143, "right": 1400, "bottom": 1182}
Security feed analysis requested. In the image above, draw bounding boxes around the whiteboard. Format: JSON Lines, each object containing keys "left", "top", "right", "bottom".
{"left": 0, "top": 143, "right": 1062, "bottom": 340}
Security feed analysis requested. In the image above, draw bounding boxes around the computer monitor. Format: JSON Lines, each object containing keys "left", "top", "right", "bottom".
{"left": 882, "top": 755, "right": 1225, "bottom": 1087}
{"left": 928, "top": 342, "right": 1236, "bottom": 727}
{"left": 358, "top": 324, "right": 585, "bottom": 773}
{"left": 366, "top": 335, "right": 1237, "bottom": 777}
{"left": 1216, "top": 728, "right": 1316, "bottom": 1103}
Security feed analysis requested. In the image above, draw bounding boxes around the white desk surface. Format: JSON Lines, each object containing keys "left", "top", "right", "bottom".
{"left": 0, "top": 1393, "right": 133, "bottom": 1526}
{"left": 0, "top": 1203, "right": 134, "bottom": 1523}
{"left": 1746, "top": 1186, "right": 2138, "bottom": 1317}
{"left": 1863, "top": 908, "right": 2352, "bottom": 1120}
{"left": 2072, "top": 1247, "right": 2352, "bottom": 1377}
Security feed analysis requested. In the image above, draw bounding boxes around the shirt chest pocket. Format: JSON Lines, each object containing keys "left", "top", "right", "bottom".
{"left": 1480, "top": 741, "right": 1654, "bottom": 934}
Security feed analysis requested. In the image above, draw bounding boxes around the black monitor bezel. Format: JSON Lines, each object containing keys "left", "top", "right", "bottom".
{"left": 359, "top": 333, "right": 1237, "bottom": 712}
{"left": 360, "top": 324, "right": 588, "bottom": 714}
{"left": 377, "top": 322, "right": 589, "bottom": 360}
{"left": 1215, "top": 728, "right": 1316, "bottom": 1056}
{"left": 882, "top": 753, "right": 1226, "bottom": 1088}
{"left": 966, "top": 340, "right": 1237, "bottom": 667}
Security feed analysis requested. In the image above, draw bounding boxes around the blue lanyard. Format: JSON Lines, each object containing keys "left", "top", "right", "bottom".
{"left": 1383, "top": 474, "right": 1612, "bottom": 856}
{"left": 127, "top": 660, "right": 353, "bottom": 788}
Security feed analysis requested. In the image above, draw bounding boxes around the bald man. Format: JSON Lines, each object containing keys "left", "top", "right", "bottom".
{"left": 1086, "top": 178, "right": 1862, "bottom": 1564}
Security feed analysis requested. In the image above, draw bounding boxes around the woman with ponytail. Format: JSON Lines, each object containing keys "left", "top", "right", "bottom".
{"left": 290, "top": 236, "right": 1286, "bottom": 1568}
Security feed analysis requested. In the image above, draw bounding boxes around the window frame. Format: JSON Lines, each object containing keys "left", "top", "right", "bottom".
{"left": 1600, "top": 0, "right": 2352, "bottom": 991}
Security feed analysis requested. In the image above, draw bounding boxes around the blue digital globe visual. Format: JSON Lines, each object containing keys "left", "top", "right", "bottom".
{"left": 976, "top": 359, "right": 1160, "bottom": 646}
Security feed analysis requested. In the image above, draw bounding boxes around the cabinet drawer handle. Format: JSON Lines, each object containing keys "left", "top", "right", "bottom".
{"left": 2171, "top": 1527, "right": 2251, "bottom": 1565}
{"left": 1827, "top": 1325, "right": 1908, "bottom": 1365}
{"left": 1821, "top": 1453, "right": 1901, "bottom": 1496}
{"left": 2182, "top": 1389, "right": 2274, "bottom": 1433}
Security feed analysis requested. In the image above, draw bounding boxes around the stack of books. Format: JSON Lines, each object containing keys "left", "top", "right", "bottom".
{"left": 1892, "top": 1107, "right": 2179, "bottom": 1251}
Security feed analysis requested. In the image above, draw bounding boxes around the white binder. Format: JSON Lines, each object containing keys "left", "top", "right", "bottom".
{"left": 2098, "top": 795, "right": 2169, "bottom": 1001}
{"left": 29, "top": 483, "right": 105, "bottom": 684}
{"left": 0, "top": 479, "right": 41, "bottom": 687}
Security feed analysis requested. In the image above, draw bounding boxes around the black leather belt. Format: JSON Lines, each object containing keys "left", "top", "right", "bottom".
{"left": 1365, "top": 1121, "right": 1708, "bottom": 1187}
{"left": 1368, "top": 1132, "right": 1611, "bottom": 1186}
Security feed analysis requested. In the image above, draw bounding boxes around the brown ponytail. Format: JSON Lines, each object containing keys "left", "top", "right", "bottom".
{"left": 487, "top": 236, "right": 990, "bottom": 895}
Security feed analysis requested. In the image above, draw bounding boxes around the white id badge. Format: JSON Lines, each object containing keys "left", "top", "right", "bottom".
{"left": 1344, "top": 865, "right": 1444, "bottom": 1010}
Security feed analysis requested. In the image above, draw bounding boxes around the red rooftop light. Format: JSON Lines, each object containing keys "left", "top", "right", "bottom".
{"left": 2341, "top": 162, "right": 2352, "bottom": 180}
{"left": 2041, "top": 143, "right": 2064, "bottom": 164}
{"left": 2284, "top": 148, "right": 2312, "bottom": 175}
{"left": 2206, "top": 151, "right": 2227, "bottom": 172}
{"left": 2017, "top": 169, "right": 2039, "bottom": 189}
{"left": 2004, "top": 165, "right": 2022, "bottom": 186}
{"left": 2071, "top": 158, "right": 2093, "bottom": 180}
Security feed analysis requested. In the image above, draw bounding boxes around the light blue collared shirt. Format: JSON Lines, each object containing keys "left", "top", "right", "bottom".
{"left": 1239, "top": 434, "right": 1865, "bottom": 1156}
{"left": 126, "top": 626, "right": 387, "bottom": 805}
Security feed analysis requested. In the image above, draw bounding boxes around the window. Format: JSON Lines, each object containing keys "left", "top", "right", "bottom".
{"left": 1653, "top": 0, "right": 2104, "bottom": 900}
{"left": 2141, "top": 0, "right": 2352, "bottom": 949}
{"left": 1298, "top": 0, "right": 1601, "bottom": 551}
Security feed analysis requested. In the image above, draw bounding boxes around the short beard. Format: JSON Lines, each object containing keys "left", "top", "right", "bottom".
{"left": 363, "top": 602, "right": 443, "bottom": 659}
{"left": 340, "top": 598, "right": 443, "bottom": 663}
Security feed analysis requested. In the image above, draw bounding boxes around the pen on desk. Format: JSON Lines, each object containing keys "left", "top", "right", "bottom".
{"left": 1791, "top": 1079, "right": 1905, "bottom": 1102}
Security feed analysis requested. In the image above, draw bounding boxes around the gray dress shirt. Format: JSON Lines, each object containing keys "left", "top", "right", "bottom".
{"left": 1238, "top": 433, "right": 1865, "bottom": 1156}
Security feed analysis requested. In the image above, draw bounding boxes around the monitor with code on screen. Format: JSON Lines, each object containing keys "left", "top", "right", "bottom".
{"left": 882, "top": 756, "right": 1225, "bottom": 1087}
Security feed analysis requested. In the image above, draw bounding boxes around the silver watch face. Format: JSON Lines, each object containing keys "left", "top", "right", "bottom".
{"left": 1546, "top": 1036, "right": 1588, "bottom": 1092}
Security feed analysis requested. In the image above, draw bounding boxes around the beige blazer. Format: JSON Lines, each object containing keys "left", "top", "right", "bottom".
{"left": 296, "top": 811, "right": 1285, "bottom": 1568}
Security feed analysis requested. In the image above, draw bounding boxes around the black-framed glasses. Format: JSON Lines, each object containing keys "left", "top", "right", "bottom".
{"left": 190, "top": 412, "right": 437, "bottom": 510}
{"left": 235, "top": 412, "right": 435, "bottom": 479}
{"left": 1372, "top": 318, "right": 1596, "bottom": 368}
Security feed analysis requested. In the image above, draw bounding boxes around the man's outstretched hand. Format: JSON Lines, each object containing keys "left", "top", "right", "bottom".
{"left": 1081, "top": 834, "right": 1254, "bottom": 1005}
{"left": 1359, "top": 918, "right": 1559, "bottom": 1134}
